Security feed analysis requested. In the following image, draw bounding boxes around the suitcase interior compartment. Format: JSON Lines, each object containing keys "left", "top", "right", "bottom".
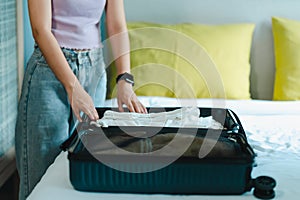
{"left": 70, "top": 107, "right": 253, "bottom": 160}
{"left": 63, "top": 107, "right": 256, "bottom": 194}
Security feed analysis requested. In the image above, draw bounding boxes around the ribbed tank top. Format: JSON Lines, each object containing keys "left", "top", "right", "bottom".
{"left": 51, "top": 0, "right": 106, "bottom": 49}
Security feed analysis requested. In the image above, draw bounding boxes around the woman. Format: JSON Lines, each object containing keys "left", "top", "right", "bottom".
{"left": 16, "top": 0, "right": 147, "bottom": 199}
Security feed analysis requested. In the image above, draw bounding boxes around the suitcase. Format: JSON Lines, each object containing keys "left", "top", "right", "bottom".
{"left": 61, "top": 107, "right": 276, "bottom": 199}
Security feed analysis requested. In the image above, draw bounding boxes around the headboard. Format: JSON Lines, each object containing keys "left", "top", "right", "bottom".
{"left": 124, "top": 0, "right": 300, "bottom": 100}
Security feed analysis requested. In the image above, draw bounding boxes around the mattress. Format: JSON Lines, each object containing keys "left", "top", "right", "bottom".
{"left": 27, "top": 98, "right": 300, "bottom": 200}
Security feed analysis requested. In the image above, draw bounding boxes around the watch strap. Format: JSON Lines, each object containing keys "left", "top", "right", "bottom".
{"left": 116, "top": 72, "right": 134, "bottom": 86}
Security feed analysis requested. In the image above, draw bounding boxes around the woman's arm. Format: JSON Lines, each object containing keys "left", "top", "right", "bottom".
{"left": 106, "top": 0, "right": 147, "bottom": 113}
{"left": 28, "top": 0, "right": 99, "bottom": 121}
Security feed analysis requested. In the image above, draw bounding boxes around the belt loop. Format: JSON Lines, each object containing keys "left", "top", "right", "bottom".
{"left": 87, "top": 51, "right": 93, "bottom": 67}
{"left": 77, "top": 53, "right": 82, "bottom": 65}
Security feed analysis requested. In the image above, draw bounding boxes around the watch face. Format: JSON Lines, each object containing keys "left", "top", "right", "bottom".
{"left": 125, "top": 77, "right": 134, "bottom": 86}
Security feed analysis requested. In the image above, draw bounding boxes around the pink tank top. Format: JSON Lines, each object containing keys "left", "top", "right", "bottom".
{"left": 51, "top": 0, "right": 106, "bottom": 49}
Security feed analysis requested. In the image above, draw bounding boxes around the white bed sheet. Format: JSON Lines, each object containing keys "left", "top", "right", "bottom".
{"left": 28, "top": 98, "right": 300, "bottom": 200}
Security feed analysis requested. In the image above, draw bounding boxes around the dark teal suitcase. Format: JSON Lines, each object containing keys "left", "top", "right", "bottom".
{"left": 61, "top": 107, "right": 276, "bottom": 199}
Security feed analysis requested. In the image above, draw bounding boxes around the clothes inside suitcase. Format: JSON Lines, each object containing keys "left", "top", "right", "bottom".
{"left": 61, "top": 107, "right": 276, "bottom": 199}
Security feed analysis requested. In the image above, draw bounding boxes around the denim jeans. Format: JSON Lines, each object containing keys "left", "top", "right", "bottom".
{"left": 15, "top": 45, "right": 107, "bottom": 200}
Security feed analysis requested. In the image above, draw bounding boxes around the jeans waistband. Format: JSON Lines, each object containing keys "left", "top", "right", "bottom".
{"left": 33, "top": 44, "right": 103, "bottom": 62}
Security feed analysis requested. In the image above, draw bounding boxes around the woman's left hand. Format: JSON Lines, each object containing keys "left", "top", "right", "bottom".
{"left": 117, "top": 81, "right": 147, "bottom": 113}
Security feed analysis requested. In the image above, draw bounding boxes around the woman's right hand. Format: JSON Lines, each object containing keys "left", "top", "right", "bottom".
{"left": 67, "top": 79, "right": 99, "bottom": 122}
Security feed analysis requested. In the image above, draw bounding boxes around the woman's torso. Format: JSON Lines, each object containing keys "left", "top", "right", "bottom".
{"left": 51, "top": 0, "right": 106, "bottom": 49}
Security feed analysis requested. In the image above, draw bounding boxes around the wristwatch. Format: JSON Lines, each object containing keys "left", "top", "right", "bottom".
{"left": 116, "top": 72, "right": 134, "bottom": 86}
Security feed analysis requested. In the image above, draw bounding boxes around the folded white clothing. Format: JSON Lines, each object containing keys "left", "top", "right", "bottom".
{"left": 102, "top": 107, "right": 198, "bottom": 120}
{"left": 90, "top": 107, "right": 223, "bottom": 129}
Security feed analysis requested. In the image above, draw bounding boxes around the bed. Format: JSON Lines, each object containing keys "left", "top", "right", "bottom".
{"left": 27, "top": 97, "right": 300, "bottom": 200}
{"left": 24, "top": 0, "right": 300, "bottom": 199}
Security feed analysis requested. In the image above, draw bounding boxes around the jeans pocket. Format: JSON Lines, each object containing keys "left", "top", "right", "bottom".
{"left": 31, "top": 61, "right": 61, "bottom": 88}
{"left": 36, "top": 54, "right": 49, "bottom": 66}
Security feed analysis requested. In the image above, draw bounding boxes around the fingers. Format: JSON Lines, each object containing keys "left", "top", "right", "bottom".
{"left": 127, "top": 101, "right": 136, "bottom": 113}
{"left": 69, "top": 81, "right": 99, "bottom": 121}
{"left": 132, "top": 99, "right": 147, "bottom": 114}
{"left": 139, "top": 102, "right": 148, "bottom": 114}
{"left": 130, "top": 95, "right": 147, "bottom": 113}
{"left": 83, "top": 105, "right": 99, "bottom": 121}
{"left": 118, "top": 96, "right": 147, "bottom": 114}
{"left": 140, "top": 102, "right": 148, "bottom": 114}
{"left": 72, "top": 102, "right": 99, "bottom": 122}
{"left": 73, "top": 108, "right": 82, "bottom": 122}
{"left": 82, "top": 100, "right": 99, "bottom": 121}
{"left": 118, "top": 99, "right": 125, "bottom": 112}
{"left": 118, "top": 98, "right": 135, "bottom": 113}
{"left": 116, "top": 81, "right": 147, "bottom": 113}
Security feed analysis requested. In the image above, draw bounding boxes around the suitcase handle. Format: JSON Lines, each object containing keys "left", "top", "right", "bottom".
{"left": 227, "top": 109, "right": 246, "bottom": 135}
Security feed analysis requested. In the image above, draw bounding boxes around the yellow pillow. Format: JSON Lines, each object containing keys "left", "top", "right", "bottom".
{"left": 107, "top": 22, "right": 255, "bottom": 99}
{"left": 272, "top": 17, "right": 300, "bottom": 100}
